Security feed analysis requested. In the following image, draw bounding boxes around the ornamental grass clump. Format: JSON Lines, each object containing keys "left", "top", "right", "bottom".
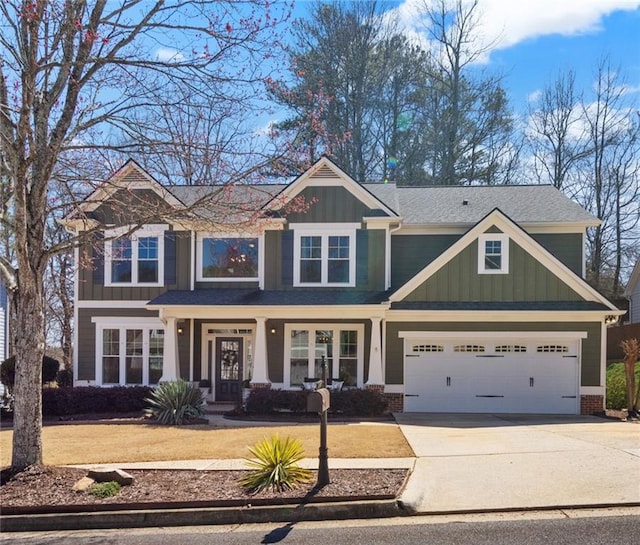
{"left": 89, "top": 481, "right": 121, "bottom": 498}
{"left": 144, "top": 380, "right": 204, "bottom": 425}
{"left": 240, "top": 435, "right": 312, "bottom": 494}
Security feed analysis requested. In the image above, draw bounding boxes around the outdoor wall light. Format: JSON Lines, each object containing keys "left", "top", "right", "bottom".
{"left": 270, "top": 328, "right": 277, "bottom": 334}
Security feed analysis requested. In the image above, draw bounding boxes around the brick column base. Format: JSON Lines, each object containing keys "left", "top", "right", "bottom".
{"left": 580, "top": 395, "right": 604, "bottom": 415}
{"left": 250, "top": 382, "right": 271, "bottom": 390}
{"left": 384, "top": 393, "right": 404, "bottom": 412}
{"left": 365, "top": 384, "right": 385, "bottom": 393}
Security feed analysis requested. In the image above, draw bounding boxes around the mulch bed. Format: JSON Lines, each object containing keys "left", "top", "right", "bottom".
{"left": 0, "top": 465, "right": 408, "bottom": 514}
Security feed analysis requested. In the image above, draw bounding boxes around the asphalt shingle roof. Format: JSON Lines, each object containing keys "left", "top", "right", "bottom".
{"left": 364, "top": 184, "right": 597, "bottom": 225}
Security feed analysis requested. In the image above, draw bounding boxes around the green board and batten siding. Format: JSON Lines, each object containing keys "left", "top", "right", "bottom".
{"left": 384, "top": 321, "right": 602, "bottom": 387}
{"left": 76, "top": 307, "right": 191, "bottom": 382}
{"left": 283, "top": 186, "right": 383, "bottom": 224}
{"left": 403, "top": 239, "right": 583, "bottom": 302}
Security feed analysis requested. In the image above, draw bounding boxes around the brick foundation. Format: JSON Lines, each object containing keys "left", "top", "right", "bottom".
{"left": 250, "top": 382, "right": 271, "bottom": 390}
{"left": 365, "top": 384, "right": 385, "bottom": 393}
{"left": 580, "top": 395, "right": 604, "bottom": 415}
{"left": 384, "top": 393, "right": 404, "bottom": 412}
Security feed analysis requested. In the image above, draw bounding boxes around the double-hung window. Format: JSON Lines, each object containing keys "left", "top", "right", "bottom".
{"left": 478, "top": 234, "right": 509, "bottom": 274}
{"left": 293, "top": 224, "right": 357, "bottom": 286}
{"left": 105, "top": 225, "right": 167, "bottom": 286}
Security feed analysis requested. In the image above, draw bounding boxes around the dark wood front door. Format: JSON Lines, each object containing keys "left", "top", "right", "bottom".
{"left": 215, "top": 338, "right": 243, "bottom": 402}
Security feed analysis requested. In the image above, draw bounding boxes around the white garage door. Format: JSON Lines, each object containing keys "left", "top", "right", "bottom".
{"left": 404, "top": 336, "right": 580, "bottom": 414}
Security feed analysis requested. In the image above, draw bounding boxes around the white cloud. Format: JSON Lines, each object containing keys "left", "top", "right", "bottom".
{"left": 155, "top": 47, "right": 185, "bottom": 63}
{"left": 527, "top": 89, "right": 542, "bottom": 103}
{"left": 392, "top": 0, "right": 640, "bottom": 63}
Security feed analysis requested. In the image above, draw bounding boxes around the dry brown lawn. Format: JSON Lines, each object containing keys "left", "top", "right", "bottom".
{"left": 0, "top": 422, "right": 413, "bottom": 466}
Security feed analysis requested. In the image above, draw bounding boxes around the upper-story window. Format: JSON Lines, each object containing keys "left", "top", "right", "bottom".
{"left": 292, "top": 224, "right": 357, "bottom": 287}
{"left": 197, "top": 235, "right": 259, "bottom": 281}
{"left": 478, "top": 233, "right": 509, "bottom": 274}
{"left": 105, "top": 225, "right": 167, "bottom": 286}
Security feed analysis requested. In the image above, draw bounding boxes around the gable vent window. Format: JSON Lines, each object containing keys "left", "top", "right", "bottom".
{"left": 478, "top": 234, "right": 509, "bottom": 275}
{"left": 537, "top": 345, "right": 568, "bottom": 353}
{"left": 412, "top": 344, "right": 444, "bottom": 353}
{"left": 454, "top": 344, "right": 485, "bottom": 353}
{"left": 495, "top": 345, "right": 527, "bottom": 353}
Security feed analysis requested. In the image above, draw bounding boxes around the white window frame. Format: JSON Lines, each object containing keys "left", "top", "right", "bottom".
{"left": 92, "top": 317, "right": 165, "bottom": 386}
{"left": 104, "top": 225, "right": 167, "bottom": 287}
{"left": 478, "top": 233, "right": 509, "bottom": 274}
{"left": 196, "top": 233, "right": 262, "bottom": 283}
{"left": 283, "top": 323, "right": 365, "bottom": 388}
{"left": 292, "top": 223, "right": 358, "bottom": 287}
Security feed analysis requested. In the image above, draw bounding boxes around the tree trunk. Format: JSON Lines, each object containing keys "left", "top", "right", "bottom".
{"left": 10, "top": 270, "right": 45, "bottom": 469}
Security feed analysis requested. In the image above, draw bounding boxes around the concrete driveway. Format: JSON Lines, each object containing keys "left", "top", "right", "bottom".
{"left": 395, "top": 413, "right": 640, "bottom": 513}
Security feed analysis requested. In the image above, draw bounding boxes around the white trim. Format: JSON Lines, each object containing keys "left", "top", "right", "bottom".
{"left": 73, "top": 246, "right": 80, "bottom": 384}
{"left": 189, "top": 318, "right": 194, "bottom": 382}
{"left": 104, "top": 225, "right": 167, "bottom": 287}
{"left": 384, "top": 384, "right": 403, "bottom": 394}
{"left": 477, "top": 233, "right": 509, "bottom": 274}
{"left": 580, "top": 386, "right": 605, "bottom": 395}
{"left": 387, "top": 310, "right": 622, "bottom": 322}
{"left": 293, "top": 226, "right": 357, "bottom": 287}
{"left": 389, "top": 209, "right": 619, "bottom": 311}
{"left": 92, "top": 316, "right": 165, "bottom": 386}
{"left": 265, "top": 157, "right": 398, "bottom": 217}
{"left": 195, "top": 232, "right": 261, "bottom": 283}
{"left": 393, "top": 223, "right": 593, "bottom": 236}
{"left": 398, "top": 331, "right": 588, "bottom": 340}
{"left": 283, "top": 323, "right": 365, "bottom": 389}
{"left": 76, "top": 300, "right": 152, "bottom": 308}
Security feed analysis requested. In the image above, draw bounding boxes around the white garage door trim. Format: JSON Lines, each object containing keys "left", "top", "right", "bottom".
{"left": 400, "top": 331, "right": 587, "bottom": 415}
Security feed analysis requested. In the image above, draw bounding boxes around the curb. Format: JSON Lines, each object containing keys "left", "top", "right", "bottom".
{"left": 0, "top": 499, "right": 407, "bottom": 532}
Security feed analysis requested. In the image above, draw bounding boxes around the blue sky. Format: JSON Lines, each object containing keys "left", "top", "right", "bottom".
{"left": 292, "top": 0, "right": 640, "bottom": 114}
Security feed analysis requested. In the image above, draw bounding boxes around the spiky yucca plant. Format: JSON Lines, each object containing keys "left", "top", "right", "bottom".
{"left": 144, "top": 380, "right": 204, "bottom": 425}
{"left": 240, "top": 435, "right": 312, "bottom": 493}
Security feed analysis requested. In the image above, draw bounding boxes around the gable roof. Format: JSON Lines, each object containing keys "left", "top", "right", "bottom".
{"left": 76, "top": 159, "right": 185, "bottom": 213}
{"left": 389, "top": 208, "right": 619, "bottom": 312}
{"left": 624, "top": 259, "right": 640, "bottom": 297}
{"left": 364, "top": 184, "right": 599, "bottom": 227}
{"left": 264, "top": 157, "right": 398, "bottom": 218}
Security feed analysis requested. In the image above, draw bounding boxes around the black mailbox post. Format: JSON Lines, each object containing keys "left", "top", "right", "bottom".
{"left": 306, "top": 356, "right": 331, "bottom": 486}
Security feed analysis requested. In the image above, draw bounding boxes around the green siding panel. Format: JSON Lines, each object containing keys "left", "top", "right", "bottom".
{"left": 284, "top": 186, "right": 374, "bottom": 223}
{"left": 391, "top": 235, "right": 460, "bottom": 288}
{"left": 384, "top": 321, "right": 601, "bottom": 387}
{"left": 532, "top": 233, "right": 583, "bottom": 276}
{"left": 405, "top": 239, "right": 583, "bottom": 302}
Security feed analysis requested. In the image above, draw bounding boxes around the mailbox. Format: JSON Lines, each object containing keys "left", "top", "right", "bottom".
{"left": 307, "top": 388, "right": 330, "bottom": 413}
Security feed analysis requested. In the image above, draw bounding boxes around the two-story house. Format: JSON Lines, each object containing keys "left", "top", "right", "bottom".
{"left": 63, "top": 157, "right": 622, "bottom": 414}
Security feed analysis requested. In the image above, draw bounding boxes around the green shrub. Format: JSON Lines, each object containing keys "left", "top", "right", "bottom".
{"left": 55, "top": 368, "right": 73, "bottom": 388}
{"left": 144, "top": 380, "right": 204, "bottom": 425}
{"left": 41, "top": 386, "right": 153, "bottom": 416}
{"left": 0, "top": 355, "right": 60, "bottom": 390}
{"left": 606, "top": 361, "right": 640, "bottom": 409}
{"left": 330, "top": 388, "right": 388, "bottom": 416}
{"left": 239, "top": 435, "right": 312, "bottom": 494}
{"left": 89, "top": 481, "right": 121, "bottom": 498}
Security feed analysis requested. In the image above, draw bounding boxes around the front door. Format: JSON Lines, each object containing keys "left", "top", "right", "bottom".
{"left": 215, "top": 338, "right": 243, "bottom": 402}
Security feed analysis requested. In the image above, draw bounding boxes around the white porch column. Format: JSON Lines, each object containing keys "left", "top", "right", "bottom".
{"left": 251, "top": 316, "right": 270, "bottom": 385}
{"left": 366, "top": 317, "right": 384, "bottom": 386}
{"left": 160, "top": 316, "right": 180, "bottom": 382}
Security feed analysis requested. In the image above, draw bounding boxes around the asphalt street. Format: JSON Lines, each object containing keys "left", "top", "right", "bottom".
{"left": 2, "top": 508, "right": 638, "bottom": 545}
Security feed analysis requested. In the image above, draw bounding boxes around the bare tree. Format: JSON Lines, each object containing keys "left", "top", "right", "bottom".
{"left": 0, "top": 0, "right": 291, "bottom": 471}
{"left": 526, "top": 69, "right": 590, "bottom": 192}
{"left": 581, "top": 58, "right": 640, "bottom": 295}
{"left": 621, "top": 338, "right": 640, "bottom": 417}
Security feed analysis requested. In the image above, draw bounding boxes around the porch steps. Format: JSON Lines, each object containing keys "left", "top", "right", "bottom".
{"left": 203, "top": 402, "right": 237, "bottom": 415}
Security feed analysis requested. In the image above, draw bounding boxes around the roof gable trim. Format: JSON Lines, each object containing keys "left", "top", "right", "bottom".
{"left": 264, "top": 157, "right": 398, "bottom": 217}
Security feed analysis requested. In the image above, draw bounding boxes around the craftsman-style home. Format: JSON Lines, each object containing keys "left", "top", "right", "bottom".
{"left": 63, "top": 157, "right": 622, "bottom": 414}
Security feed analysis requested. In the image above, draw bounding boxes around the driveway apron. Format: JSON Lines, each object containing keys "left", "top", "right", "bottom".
{"left": 395, "top": 413, "right": 640, "bottom": 513}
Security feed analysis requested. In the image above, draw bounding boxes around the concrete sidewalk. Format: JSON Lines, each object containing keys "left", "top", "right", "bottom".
{"left": 395, "top": 413, "right": 640, "bottom": 514}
